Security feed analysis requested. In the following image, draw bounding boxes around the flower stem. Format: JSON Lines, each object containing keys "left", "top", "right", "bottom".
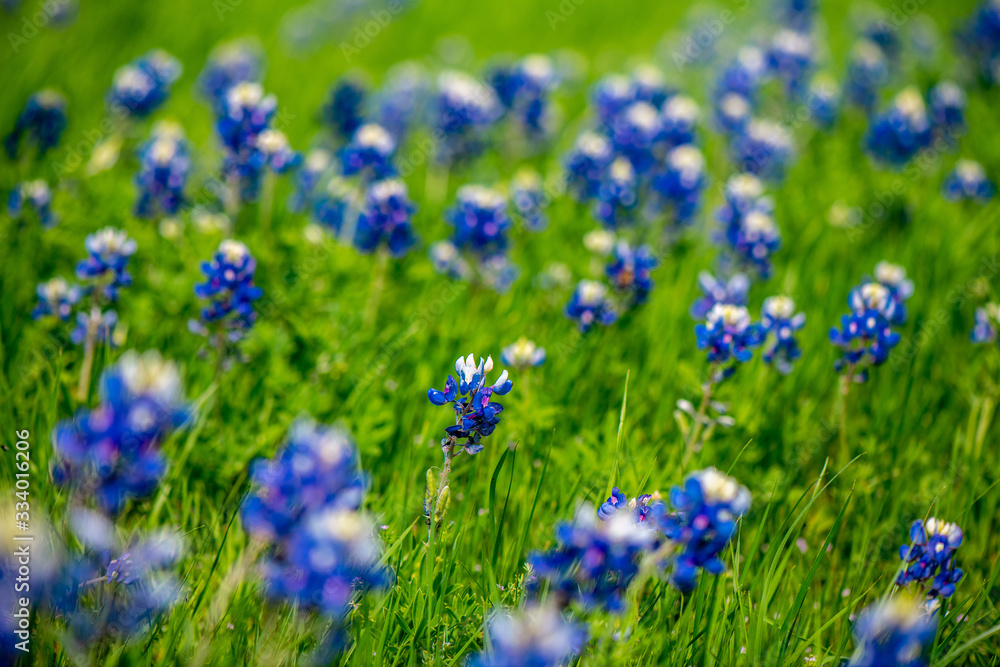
{"left": 840, "top": 363, "right": 855, "bottom": 458}
{"left": 259, "top": 170, "right": 276, "bottom": 239}
{"left": 364, "top": 247, "right": 389, "bottom": 330}
{"left": 683, "top": 375, "right": 716, "bottom": 467}
{"left": 76, "top": 304, "right": 101, "bottom": 402}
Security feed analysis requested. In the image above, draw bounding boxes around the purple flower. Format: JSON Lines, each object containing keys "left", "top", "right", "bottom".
{"left": 848, "top": 596, "right": 937, "bottom": 667}
{"left": 565, "top": 280, "right": 618, "bottom": 332}
{"left": 427, "top": 353, "right": 513, "bottom": 455}
{"left": 690, "top": 271, "right": 750, "bottom": 320}
{"left": 32, "top": 277, "right": 81, "bottom": 321}
{"left": 865, "top": 87, "right": 932, "bottom": 167}
{"left": 189, "top": 239, "right": 263, "bottom": 343}
{"left": 469, "top": 604, "right": 586, "bottom": 667}
{"left": 134, "top": 122, "right": 190, "bottom": 219}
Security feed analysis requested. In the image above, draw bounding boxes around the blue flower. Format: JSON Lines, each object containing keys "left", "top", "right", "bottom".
{"left": 243, "top": 418, "right": 366, "bottom": 541}
{"left": 606, "top": 241, "right": 658, "bottom": 306}
{"left": 897, "top": 517, "right": 964, "bottom": 601}
{"left": 255, "top": 129, "right": 301, "bottom": 174}
{"left": 722, "top": 207, "right": 782, "bottom": 279}
{"left": 848, "top": 596, "right": 937, "bottom": 667}
{"left": 469, "top": 604, "right": 586, "bottom": 667}
{"left": 433, "top": 70, "right": 502, "bottom": 164}
{"left": 714, "top": 173, "right": 767, "bottom": 231}
{"left": 354, "top": 178, "right": 417, "bottom": 256}
{"left": 527, "top": 504, "right": 657, "bottom": 612}
{"left": 8, "top": 179, "right": 58, "bottom": 228}
{"left": 942, "top": 159, "right": 994, "bottom": 203}
{"left": 660, "top": 94, "right": 700, "bottom": 147}
{"left": 215, "top": 82, "right": 279, "bottom": 201}
{"left": 592, "top": 74, "right": 636, "bottom": 125}
{"left": 829, "top": 282, "right": 902, "bottom": 379}
{"left": 872, "top": 261, "right": 914, "bottom": 325}
{"left": 510, "top": 168, "right": 549, "bottom": 231}
{"left": 865, "top": 87, "right": 933, "bottom": 167}
{"left": 76, "top": 227, "right": 137, "bottom": 302}
{"left": 652, "top": 145, "right": 707, "bottom": 225}
{"left": 190, "top": 240, "right": 263, "bottom": 342}
{"left": 713, "top": 92, "right": 752, "bottom": 136}
{"left": 427, "top": 353, "right": 513, "bottom": 455}
{"left": 32, "top": 277, "right": 82, "bottom": 321}
{"left": 479, "top": 255, "right": 522, "bottom": 294}
{"left": 610, "top": 101, "right": 663, "bottom": 173}
{"left": 845, "top": 40, "right": 889, "bottom": 111}
{"left": 564, "top": 130, "right": 613, "bottom": 201}
{"left": 695, "top": 304, "right": 765, "bottom": 367}
{"left": 928, "top": 80, "right": 966, "bottom": 136}
{"left": 70, "top": 309, "right": 119, "bottom": 346}
{"left": 107, "top": 50, "right": 181, "bottom": 118}
{"left": 322, "top": 77, "right": 368, "bottom": 140}
{"left": 501, "top": 337, "right": 546, "bottom": 370}
{"left": 428, "top": 240, "right": 472, "bottom": 280}
{"left": 446, "top": 185, "right": 511, "bottom": 258}
{"left": 631, "top": 63, "right": 673, "bottom": 107}
{"left": 4, "top": 89, "right": 67, "bottom": 158}
{"left": 690, "top": 271, "right": 750, "bottom": 320}
{"left": 761, "top": 296, "right": 806, "bottom": 374}
{"left": 489, "top": 54, "right": 559, "bottom": 141}
{"left": 197, "top": 40, "right": 264, "bottom": 112}
{"left": 565, "top": 280, "right": 618, "bottom": 332}
{"left": 339, "top": 123, "right": 396, "bottom": 180}
{"left": 593, "top": 157, "right": 638, "bottom": 228}
{"left": 714, "top": 46, "right": 768, "bottom": 103}
{"left": 312, "top": 177, "right": 354, "bottom": 236}
{"left": 134, "top": 122, "right": 190, "bottom": 219}
{"left": 598, "top": 487, "right": 660, "bottom": 524}
{"left": 806, "top": 76, "right": 840, "bottom": 128}
{"left": 288, "top": 148, "right": 334, "bottom": 213}
{"left": 971, "top": 303, "right": 1000, "bottom": 344}
{"left": 659, "top": 467, "right": 751, "bottom": 592}
{"left": 959, "top": 0, "right": 1000, "bottom": 85}
{"left": 767, "top": 29, "right": 814, "bottom": 97}
{"left": 775, "top": 0, "right": 817, "bottom": 31}
{"left": 731, "top": 119, "right": 794, "bottom": 180}
{"left": 51, "top": 351, "right": 191, "bottom": 515}
{"left": 373, "top": 61, "right": 428, "bottom": 142}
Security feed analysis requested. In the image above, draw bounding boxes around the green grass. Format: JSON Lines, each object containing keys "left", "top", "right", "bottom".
{"left": 3, "top": 0, "right": 1000, "bottom": 665}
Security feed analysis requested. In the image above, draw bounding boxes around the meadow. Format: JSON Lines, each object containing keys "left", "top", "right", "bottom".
{"left": 2, "top": 0, "right": 1000, "bottom": 665}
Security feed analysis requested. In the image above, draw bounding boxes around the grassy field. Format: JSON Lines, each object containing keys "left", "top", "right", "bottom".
{"left": 3, "top": 0, "right": 1000, "bottom": 665}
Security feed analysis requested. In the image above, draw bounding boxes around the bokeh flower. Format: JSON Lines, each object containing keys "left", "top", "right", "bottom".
{"left": 339, "top": 122, "right": 396, "bottom": 180}
{"left": 322, "top": 76, "right": 368, "bottom": 140}
{"left": 501, "top": 337, "right": 546, "bottom": 370}
{"left": 690, "top": 271, "right": 750, "bottom": 320}
{"left": 107, "top": 50, "right": 182, "bottom": 118}
{"left": 897, "top": 517, "right": 964, "bottom": 601}
{"left": 565, "top": 280, "right": 618, "bottom": 332}
{"left": 76, "top": 227, "right": 137, "bottom": 302}
{"left": 695, "top": 304, "right": 764, "bottom": 369}
{"left": 760, "top": 295, "right": 806, "bottom": 374}
{"left": 606, "top": 240, "right": 658, "bottom": 306}
{"left": 4, "top": 89, "right": 67, "bottom": 158}
{"left": 197, "top": 40, "right": 264, "bottom": 112}
{"left": 134, "top": 121, "right": 190, "bottom": 219}
{"left": 942, "top": 159, "right": 994, "bottom": 203}
{"left": 510, "top": 167, "right": 549, "bottom": 231}
{"left": 468, "top": 604, "right": 586, "bottom": 667}
{"left": 971, "top": 302, "right": 1000, "bottom": 344}
{"left": 32, "top": 277, "right": 81, "bottom": 321}
{"left": 352, "top": 178, "right": 417, "bottom": 256}
{"left": 866, "top": 87, "right": 932, "bottom": 167}
{"left": 848, "top": 596, "right": 937, "bottom": 667}
{"left": 446, "top": 185, "right": 511, "bottom": 258}
{"left": 8, "top": 179, "right": 58, "bottom": 228}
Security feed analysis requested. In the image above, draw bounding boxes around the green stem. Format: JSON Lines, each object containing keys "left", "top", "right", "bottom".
{"left": 76, "top": 304, "right": 100, "bottom": 402}
{"left": 364, "top": 247, "right": 389, "bottom": 330}
{"left": 259, "top": 170, "right": 276, "bottom": 239}
{"left": 840, "top": 363, "right": 855, "bottom": 458}
{"left": 684, "top": 373, "right": 716, "bottom": 467}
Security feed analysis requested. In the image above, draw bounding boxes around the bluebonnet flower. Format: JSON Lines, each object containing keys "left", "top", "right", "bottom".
{"left": 659, "top": 467, "right": 751, "bottom": 592}
{"left": 134, "top": 121, "right": 190, "bottom": 219}
{"left": 501, "top": 337, "right": 546, "bottom": 370}
{"left": 872, "top": 261, "right": 914, "bottom": 325}
{"left": 8, "top": 179, "right": 58, "bottom": 228}
{"left": 760, "top": 296, "right": 806, "bottom": 374}
{"left": 845, "top": 40, "right": 889, "bottom": 111}
{"left": 51, "top": 351, "right": 191, "bottom": 514}
{"left": 611, "top": 101, "right": 663, "bottom": 172}
{"left": 373, "top": 61, "right": 428, "bottom": 142}
{"left": 714, "top": 46, "right": 768, "bottom": 102}
{"left": 714, "top": 92, "right": 752, "bottom": 135}
{"left": 862, "top": 17, "right": 901, "bottom": 64}
{"left": 848, "top": 596, "right": 937, "bottom": 667}
{"left": 829, "top": 282, "right": 902, "bottom": 379}
{"left": 583, "top": 229, "right": 616, "bottom": 256}
{"left": 660, "top": 94, "right": 700, "bottom": 147}
{"left": 767, "top": 29, "right": 814, "bottom": 97}
{"left": 107, "top": 50, "right": 182, "bottom": 118}
{"left": 322, "top": 77, "right": 368, "bottom": 140}
{"left": 197, "top": 40, "right": 264, "bottom": 112}
{"left": 339, "top": 123, "right": 396, "bottom": 180}
{"left": 592, "top": 74, "right": 636, "bottom": 125}
{"left": 527, "top": 504, "right": 657, "bottom": 612}
{"left": 468, "top": 604, "right": 586, "bottom": 667}
{"left": 807, "top": 76, "right": 841, "bottom": 128}
{"left": 690, "top": 271, "right": 750, "bottom": 320}
{"left": 427, "top": 353, "right": 513, "bottom": 455}
{"left": 593, "top": 157, "right": 638, "bottom": 228}
{"left": 695, "top": 304, "right": 765, "bottom": 370}
{"left": 606, "top": 241, "right": 658, "bottom": 306}
{"left": 312, "top": 177, "right": 354, "bottom": 236}
{"left": 489, "top": 54, "right": 559, "bottom": 141}
{"left": 652, "top": 145, "right": 707, "bottom": 225}
{"left": 723, "top": 208, "right": 782, "bottom": 279}
{"left": 480, "top": 255, "right": 522, "bottom": 294}
{"left": 928, "top": 81, "right": 966, "bottom": 137}
{"left": 866, "top": 87, "right": 933, "bottom": 167}
{"left": 972, "top": 302, "right": 1000, "bottom": 345}
{"left": 510, "top": 168, "right": 549, "bottom": 231}
{"left": 775, "top": 0, "right": 817, "bottom": 31}
{"left": 255, "top": 129, "right": 301, "bottom": 174}
{"left": 288, "top": 148, "right": 334, "bottom": 213}
{"left": 428, "top": 240, "right": 472, "bottom": 280}
{"left": 70, "top": 309, "right": 119, "bottom": 346}
{"left": 5, "top": 89, "right": 67, "bottom": 158}
{"left": 731, "top": 119, "right": 794, "bottom": 179}
{"left": 598, "top": 487, "right": 660, "bottom": 523}
{"left": 959, "top": 0, "right": 1000, "bottom": 84}
{"left": 32, "top": 277, "right": 81, "bottom": 321}
{"left": 215, "top": 82, "right": 279, "bottom": 201}
{"left": 243, "top": 418, "right": 365, "bottom": 541}
{"left": 564, "top": 130, "right": 613, "bottom": 201}
{"left": 353, "top": 178, "right": 417, "bottom": 256}
{"left": 189, "top": 239, "right": 263, "bottom": 343}
{"left": 76, "top": 227, "right": 137, "bottom": 301}
{"left": 446, "top": 185, "right": 511, "bottom": 258}
{"left": 897, "top": 517, "right": 964, "bottom": 602}
{"left": 715, "top": 173, "right": 767, "bottom": 231}
{"left": 631, "top": 63, "right": 672, "bottom": 107}
{"left": 565, "top": 280, "right": 618, "bottom": 332}
{"left": 433, "top": 70, "right": 502, "bottom": 164}
{"left": 943, "top": 159, "right": 994, "bottom": 203}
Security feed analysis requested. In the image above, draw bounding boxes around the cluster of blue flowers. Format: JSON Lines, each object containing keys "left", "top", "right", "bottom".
{"left": 695, "top": 304, "right": 765, "bottom": 381}
{"left": 897, "top": 517, "right": 965, "bottom": 604}
{"left": 469, "top": 604, "right": 585, "bottom": 667}
{"left": 51, "top": 351, "right": 192, "bottom": 514}
{"left": 8, "top": 179, "right": 58, "bottom": 228}
{"left": 714, "top": 173, "right": 782, "bottom": 279}
{"left": 488, "top": 53, "right": 560, "bottom": 146}
{"left": 134, "top": 121, "right": 190, "bottom": 219}
{"left": 107, "top": 50, "right": 182, "bottom": 119}
{"left": 760, "top": 295, "right": 806, "bottom": 374}
{"left": 189, "top": 239, "right": 263, "bottom": 352}
{"left": 197, "top": 40, "right": 264, "bottom": 112}
{"left": 971, "top": 302, "right": 1000, "bottom": 345}
{"left": 848, "top": 596, "right": 938, "bottom": 667}
{"left": 428, "top": 353, "right": 513, "bottom": 456}
{"left": 5, "top": 89, "right": 67, "bottom": 158}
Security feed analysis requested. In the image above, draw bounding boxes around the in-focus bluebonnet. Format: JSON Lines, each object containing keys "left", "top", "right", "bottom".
{"left": 339, "top": 123, "right": 396, "bottom": 180}
{"left": 469, "top": 604, "right": 586, "bottom": 667}
{"left": 928, "top": 80, "right": 967, "bottom": 137}
{"left": 848, "top": 596, "right": 937, "bottom": 667}
{"left": 5, "top": 89, "right": 67, "bottom": 158}
{"left": 872, "top": 261, "right": 914, "bottom": 325}
{"left": 51, "top": 351, "right": 191, "bottom": 514}
{"left": 767, "top": 29, "right": 814, "bottom": 97}
{"left": 942, "top": 159, "right": 994, "bottom": 203}
{"left": 322, "top": 77, "right": 368, "bottom": 140}
{"left": 731, "top": 119, "right": 794, "bottom": 179}
{"left": 690, "top": 270, "right": 750, "bottom": 320}
{"left": 134, "top": 121, "right": 190, "bottom": 219}
{"left": 593, "top": 157, "right": 638, "bottom": 228}
{"left": 564, "top": 130, "right": 613, "bottom": 201}
{"left": 606, "top": 240, "right": 658, "bottom": 306}
{"left": 971, "top": 302, "right": 1000, "bottom": 344}
{"left": 652, "top": 145, "right": 707, "bottom": 226}
{"left": 829, "top": 281, "right": 902, "bottom": 380}
{"left": 32, "top": 277, "right": 81, "bottom": 321}
{"left": 897, "top": 517, "right": 964, "bottom": 602}
{"left": 197, "top": 40, "right": 264, "bottom": 112}
{"left": 433, "top": 70, "right": 502, "bottom": 164}
{"left": 76, "top": 227, "right": 137, "bottom": 302}
{"left": 353, "top": 178, "right": 417, "bottom": 256}
{"left": 565, "top": 280, "right": 618, "bottom": 332}
{"left": 659, "top": 467, "right": 751, "bottom": 592}
{"left": 501, "top": 337, "right": 546, "bottom": 370}
{"left": 598, "top": 487, "right": 660, "bottom": 523}
{"left": 107, "top": 50, "right": 182, "bottom": 119}
{"left": 427, "top": 353, "right": 513, "bottom": 455}
{"left": 845, "top": 40, "right": 889, "bottom": 111}
{"left": 510, "top": 168, "right": 549, "bottom": 231}
{"left": 866, "top": 87, "right": 933, "bottom": 167}
{"left": 761, "top": 295, "right": 806, "bottom": 374}
{"left": 8, "top": 180, "right": 58, "bottom": 228}
{"left": 695, "top": 304, "right": 765, "bottom": 373}
{"left": 189, "top": 239, "right": 263, "bottom": 344}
